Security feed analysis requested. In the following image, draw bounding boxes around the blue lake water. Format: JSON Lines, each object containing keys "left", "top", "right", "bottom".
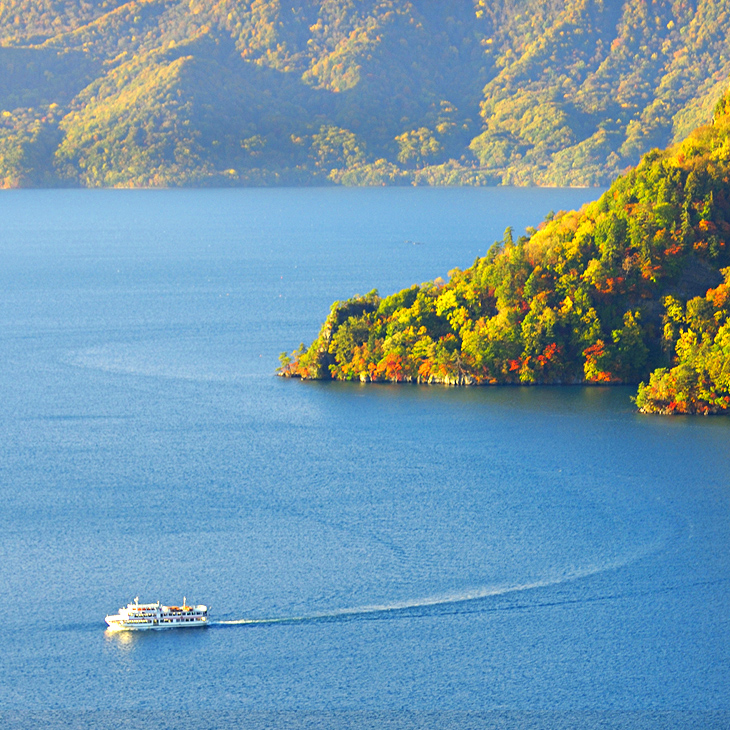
{"left": 0, "top": 188, "right": 729, "bottom": 729}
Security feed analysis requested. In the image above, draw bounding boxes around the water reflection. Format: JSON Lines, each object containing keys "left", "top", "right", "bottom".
{"left": 104, "top": 627, "right": 137, "bottom": 649}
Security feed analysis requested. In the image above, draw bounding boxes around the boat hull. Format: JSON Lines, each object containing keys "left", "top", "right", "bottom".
{"left": 105, "top": 617, "right": 208, "bottom": 631}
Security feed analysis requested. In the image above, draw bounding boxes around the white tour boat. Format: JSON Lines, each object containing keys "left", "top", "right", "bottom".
{"left": 105, "top": 596, "right": 209, "bottom": 631}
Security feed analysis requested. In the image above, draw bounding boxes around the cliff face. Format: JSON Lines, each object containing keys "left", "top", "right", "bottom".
{"left": 3, "top": 0, "right": 730, "bottom": 187}
{"left": 281, "top": 90, "right": 730, "bottom": 414}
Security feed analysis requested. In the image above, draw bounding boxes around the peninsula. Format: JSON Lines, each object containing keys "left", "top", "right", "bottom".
{"left": 279, "top": 91, "right": 730, "bottom": 415}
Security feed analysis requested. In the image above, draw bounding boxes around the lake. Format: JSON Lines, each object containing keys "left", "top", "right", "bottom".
{"left": 0, "top": 188, "right": 728, "bottom": 730}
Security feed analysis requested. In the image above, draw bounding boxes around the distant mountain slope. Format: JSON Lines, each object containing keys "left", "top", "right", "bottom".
{"left": 279, "top": 89, "right": 730, "bottom": 414}
{"left": 2, "top": 0, "right": 730, "bottom": 187}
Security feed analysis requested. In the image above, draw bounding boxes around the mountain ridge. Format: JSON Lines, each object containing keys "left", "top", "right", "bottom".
{"left": 2, "top": 0, "right": 730, "bottom": 187}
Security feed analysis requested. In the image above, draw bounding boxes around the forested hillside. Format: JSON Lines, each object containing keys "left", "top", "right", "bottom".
{"left": 279, "top": 90, "right": 730, "bottom": 414}
{"left": 2, "top": 0, "right": 730, "bottom": 187}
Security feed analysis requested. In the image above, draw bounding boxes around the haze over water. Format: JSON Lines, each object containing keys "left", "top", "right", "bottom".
{"left": 1, "top": 188, "right": 728, "bottom": 730}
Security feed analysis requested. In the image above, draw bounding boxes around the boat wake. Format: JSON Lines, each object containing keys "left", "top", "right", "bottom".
{"left": 215, "top": 551, "right": 653, "bottom": 629}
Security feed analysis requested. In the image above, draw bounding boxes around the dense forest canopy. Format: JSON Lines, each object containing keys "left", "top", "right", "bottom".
{"left": 279, "top": 90, "right": 730, "bottom": 415}
{"left": 2, "top": 0, "right": 730, "bottom": 187}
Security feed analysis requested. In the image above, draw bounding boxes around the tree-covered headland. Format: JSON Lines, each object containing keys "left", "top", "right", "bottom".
{"left": 279, "top": 91, "right": 730, "bottom": 415}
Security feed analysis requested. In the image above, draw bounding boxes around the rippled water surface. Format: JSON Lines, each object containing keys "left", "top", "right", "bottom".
{"left": 1, "top": 188, "right": 729, "bottom": 729}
